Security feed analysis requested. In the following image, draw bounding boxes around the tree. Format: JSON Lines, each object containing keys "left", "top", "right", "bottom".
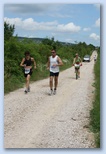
{"left": 42, "top": 37, "right": 55, "bottom": 46}
{"left": 4, "top": 21, "right": 15, "bottom": 41}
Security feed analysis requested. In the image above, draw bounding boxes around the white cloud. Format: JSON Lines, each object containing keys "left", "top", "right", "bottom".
{"left": 4, "top": 17, "right": 22, "bottom": 26}
{"left": 4, "top": 17, "right": 81, "bottom": 33}
{"left": 89, "top": 33, "right": 100, "bottom": 40}
{"left": 57, "top": 23, "right": 81, "bottom": 32}
{"left": 83, "top": 28, "right": 91, "bottom": 31}
{"left": 95, "top": 18, "right": 100, "bottom": 27}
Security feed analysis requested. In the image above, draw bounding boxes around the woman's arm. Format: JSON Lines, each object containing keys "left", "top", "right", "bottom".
{"left": 20, "top": 58, "right": 25, "bottom": 67}
{"left": 73, "top": 58, "right": 75, "bottom": 65}
{"left": 31, "top": 57, "right": 36, "bottom": 69}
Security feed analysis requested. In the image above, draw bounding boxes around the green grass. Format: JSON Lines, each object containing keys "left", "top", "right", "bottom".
{"left": 4, "top": 75, "right": 24, "bottom": 94}
{"left": 90, "top": 52, "right": 100, "bottom": 147}
{"left": 4, "top": 62, "right": 72, "bottom": 94}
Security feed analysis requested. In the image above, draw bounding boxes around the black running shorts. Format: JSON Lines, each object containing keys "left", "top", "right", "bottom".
{"left": 50, "top": 72, "right": 59, "bottom": 77}
{"left": 24, "top": 69, "right": 33, "bottom": 77}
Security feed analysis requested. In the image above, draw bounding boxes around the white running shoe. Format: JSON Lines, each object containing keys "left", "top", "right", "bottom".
{"left": 24, "top": 89, "right": 28, "bottom": 94}
{"left": 28, "top": 86, "right": 30, "bottom": 92}
{"left": 53, "top": 89, "right": 56, "bottom": 95}
{"left": 49, "top": 89, "right": 53, "bottom": 96}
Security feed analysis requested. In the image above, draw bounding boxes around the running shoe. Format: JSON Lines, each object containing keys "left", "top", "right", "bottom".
{"left": 49, "top": 89, "right": 53, "bottom": 96}
{"left": 53, "top": 89, "right": 56, "bottom": 95}
{"left": 24, "top": 89, "right": 28, "bottom": 94}
{"left": 28, "top": 86, "right": 30, "bottom": 92}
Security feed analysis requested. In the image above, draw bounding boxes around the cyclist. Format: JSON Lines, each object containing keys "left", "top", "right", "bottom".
{"left": 20, "top": 51, "right": 36, "bottom": 93}
{"left": 73, "top": 53, "right": 82, "bottom": 78}
{"left": 47, "top": 50, "right": 63, "bottom": 95}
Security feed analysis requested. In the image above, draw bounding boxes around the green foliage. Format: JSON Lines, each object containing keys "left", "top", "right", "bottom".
{"left": 4, "top": 21, "right": 15, "bottom": 41}
{"left": 71, "top": 42, "right": 95, "bottom": 58}
{"left": 4, "top": 75, "right": 24, "bottom": 93}
{"left": 90, "top": 48, "right": 100, "bottom": 147}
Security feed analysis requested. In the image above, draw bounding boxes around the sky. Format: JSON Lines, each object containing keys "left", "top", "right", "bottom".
{"left": 4, "top": 3, "right": 100, "bottom": 46}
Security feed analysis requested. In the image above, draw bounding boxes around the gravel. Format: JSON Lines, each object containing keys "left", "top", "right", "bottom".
{"left": 4, "top": 51, "right": 97, "bottom": 148}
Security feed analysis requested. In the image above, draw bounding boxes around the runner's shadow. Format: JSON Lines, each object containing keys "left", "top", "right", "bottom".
{"left": 44, "top": 91, "right": 51, "bottom": 96}
{"left": 69, "top": 77, "right": 76, "bottom": 79}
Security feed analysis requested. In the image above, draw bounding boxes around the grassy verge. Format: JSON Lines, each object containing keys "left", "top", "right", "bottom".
{"left": 90, "top": 52, "right": 100, "bottom": 147}
{"left": 4, "top": 61, "right": 72, "bottom": 94}
{"left": 4, "top": 75, "right": 24, "bottom": 94}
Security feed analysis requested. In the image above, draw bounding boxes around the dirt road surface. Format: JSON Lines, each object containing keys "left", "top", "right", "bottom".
{"left": 4, "top": 51, "right": 97, "bottom": 148}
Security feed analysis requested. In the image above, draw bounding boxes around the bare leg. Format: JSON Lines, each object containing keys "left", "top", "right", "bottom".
{"left": 50, "top": 76, "right": 53, "bottom": 90}
{"left": 78, "top": 69, "right": 80, "bottom": 77}
{"left": 25, "top": 74, "right": 30, "bottom": 90}
{"left": 54, "top": 76, "right": 58, "bottom": 90}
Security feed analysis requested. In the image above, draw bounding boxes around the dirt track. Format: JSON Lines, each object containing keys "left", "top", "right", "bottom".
{"left": 4, "top": 51, "right": 97, "bottom": 148}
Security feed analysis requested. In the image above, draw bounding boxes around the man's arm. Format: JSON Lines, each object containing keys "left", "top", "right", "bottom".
{"left": 57, "top": 56, "right": 63, "bottom": 66}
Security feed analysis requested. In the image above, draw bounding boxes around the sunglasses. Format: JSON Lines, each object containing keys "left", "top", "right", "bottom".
{"left": 51, "top": 52, "right": 55, "bottom": 53}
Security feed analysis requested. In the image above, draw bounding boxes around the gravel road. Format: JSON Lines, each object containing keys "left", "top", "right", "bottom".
{"left": 4, "top": 51, "right": 97, "bottom": 148}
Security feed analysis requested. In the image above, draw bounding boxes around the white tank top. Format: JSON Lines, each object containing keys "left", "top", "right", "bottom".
{"left": 50, "top": 55, "right": 59, "bottom": 73}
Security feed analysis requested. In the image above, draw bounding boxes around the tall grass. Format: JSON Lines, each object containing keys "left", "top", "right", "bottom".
{"left": 90, "top": 51, "right": 100, "bottom": 147}
{"left": 4, "top": 61, "right": 72, "bottom": 94}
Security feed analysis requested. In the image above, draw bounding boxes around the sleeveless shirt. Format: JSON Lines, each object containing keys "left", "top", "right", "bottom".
{"left": 50, "top": 55, "right": 59, "bottom": 73}
{"left": 75, "top": 57, "right": 81, "bottom": 64}
{"left": 24, "top": 58, "right": 32, "bottom": 66}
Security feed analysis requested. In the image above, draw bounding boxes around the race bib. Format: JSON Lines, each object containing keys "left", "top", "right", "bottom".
{"left": 25, "top": 68, "right": 30, "bottom": 74}
{"left": 51, "top": 65, "right": 56, "bottom": 68}
{"left": 75, "top": 64, "right": 80, "bottom": 68}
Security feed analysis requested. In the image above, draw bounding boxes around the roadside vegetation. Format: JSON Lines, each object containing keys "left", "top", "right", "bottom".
{"left": 4, "top": 22, "right": 95, "bottom": 94}
{"left": 90, "top": 48, "right": 100, "bottom": 147}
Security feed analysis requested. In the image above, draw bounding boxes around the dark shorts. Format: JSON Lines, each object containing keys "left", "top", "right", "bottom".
{"left": 75, "top": 67, "right": 80, "bottom": 70}
{"left": 24, "top": 69, "right": 33, "bottom": 77}
{"left": 50, "top": 72, "right": 59, "bottom": 77}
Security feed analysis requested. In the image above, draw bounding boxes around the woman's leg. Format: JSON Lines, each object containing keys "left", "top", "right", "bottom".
{"left": 78, "top": 68, "right": 80, "bottom": 77}
{"left": 25, "top": 74, "right": 31, "bottom": 90}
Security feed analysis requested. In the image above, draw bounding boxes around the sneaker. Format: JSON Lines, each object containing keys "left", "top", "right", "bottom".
{"left": 49, "top": 89, "right": 53, "bottom": 96}
{"left": 28, "top": 86, "right": 30, "bottom": 92}
{"left": 53, "top": 89, "right": 56, "bottom": 95}
{"left": 24, "top": 90, "right": 28, "bottom": 94}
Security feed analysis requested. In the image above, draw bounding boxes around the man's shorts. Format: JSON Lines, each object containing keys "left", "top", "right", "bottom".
{"left": 50, "top": 72, "right": 59, "bottom": 77}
